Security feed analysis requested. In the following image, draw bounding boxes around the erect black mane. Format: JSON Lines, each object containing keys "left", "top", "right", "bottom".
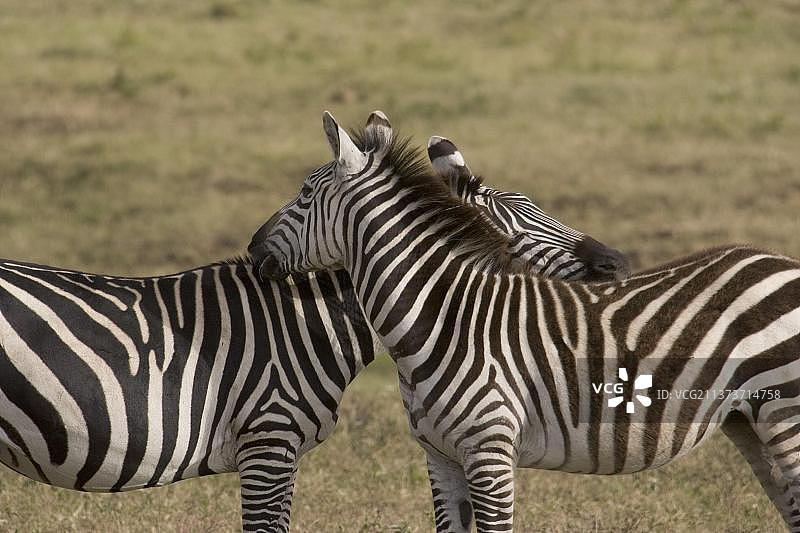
{"left": 463, "top": 173, "right": 485, "bottom": 195}
{"left": 349, "top": 126, "right": 525, "bottom": 275}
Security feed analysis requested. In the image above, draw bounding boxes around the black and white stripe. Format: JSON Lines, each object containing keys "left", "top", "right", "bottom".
{"left": 254, "top": 110, "right": 800, "bottom": 532}
{"left": 0, "top": 121, "right": 626, "bottom": 531}
{"left": 427, "top": 136, "right": 627, "bottom": 281}
{"left": 0, "top": 261, "right": 377, "bottom": 531}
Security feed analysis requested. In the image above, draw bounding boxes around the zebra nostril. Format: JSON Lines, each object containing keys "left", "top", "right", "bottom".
{"left": 593, "top": 252, "right": 630, "bottom": 277}
{"left": 595, "top": 262, "right": 618, "bottom": 274}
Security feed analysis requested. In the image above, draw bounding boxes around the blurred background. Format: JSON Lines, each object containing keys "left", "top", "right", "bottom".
{"left": 0, "top": 1, "right": 798, "bottom": 531}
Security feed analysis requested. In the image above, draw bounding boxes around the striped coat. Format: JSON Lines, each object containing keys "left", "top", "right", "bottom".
{"left": 0, "top": 127, "right": 626, "bottom": 531}
{"left": 253, "top": 110, "right": 800, "bottom": 532}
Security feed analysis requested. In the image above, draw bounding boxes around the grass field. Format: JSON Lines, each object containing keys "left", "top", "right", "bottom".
{"left": 1, "top": 0, "right": 799, "bottom": 531}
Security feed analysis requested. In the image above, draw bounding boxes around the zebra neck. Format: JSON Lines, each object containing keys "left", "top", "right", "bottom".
{"left": 271, "top": 269, "right": 383, "bottom": 385}
{"left": 347, "top": 234, "right": 496, "bottom": 361}
{"left": 342, "top": 180, "right": 520, "bottom": 341}
{"left": 215, "top": 265, "right": 381, "bottom": 388}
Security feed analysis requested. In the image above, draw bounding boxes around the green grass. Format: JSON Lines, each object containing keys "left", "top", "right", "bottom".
{"left": 0, "top": 0, "right": 798, "bottom": 531}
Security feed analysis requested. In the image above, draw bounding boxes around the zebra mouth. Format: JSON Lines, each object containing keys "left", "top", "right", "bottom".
{"left": 582, "top": 265, "right": 629, "bottom": 283}
{"left": 588, "top": 261, "right": 631, "bottom": 282}
{"left": 258, "top": 254, "right": 289, "bottom": 281}
{"left": 255, "top": 245, "right": 290, "bottom": 281}
{"left": 574, "top": 237, "right": 631, "bottom": 282}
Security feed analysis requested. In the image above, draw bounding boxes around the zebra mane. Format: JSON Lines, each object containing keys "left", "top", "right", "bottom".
{"left": 350, "top": 127, "right": 526, "bottom": 275}
{"left": 218, "top": 254, "right": 256, "bottom": 267}
{"left": 462, "top": 174, "right": 485, "bottom": 195}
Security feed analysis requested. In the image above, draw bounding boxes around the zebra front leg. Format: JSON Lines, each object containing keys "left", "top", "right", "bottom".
{"left": 463, "top": 447, "right": 515, "bottom": 532}
{"left": 723, "top": 413, "right": 800, "bottom": 531}
{"left": 426, "top": 451, "right": 474, "bottom": 532}
{"left": 237, "top": 443, "right": 299, "bottom": 533}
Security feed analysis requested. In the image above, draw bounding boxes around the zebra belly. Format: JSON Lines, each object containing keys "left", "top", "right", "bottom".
{"left": 0, "top": 422, "right": 154, "bottom": 490}
{"left": 0, "top": 439, "right": 52, "bottom": 485}
{"left": 516, "top": 420, "right": 722, "bottom": 474}
{"left": 0, "top": 420, "right": 235, "bottom": 491}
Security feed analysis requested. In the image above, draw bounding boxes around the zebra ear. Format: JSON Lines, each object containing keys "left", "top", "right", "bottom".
{"left": 427, "top": 136, "right": 472, "bottom": 181}
{"left": 322, "top": 111, "right": 367, "bottom": 173}
{"left": 365, "top": 110, "right": 393, "bottom": 150}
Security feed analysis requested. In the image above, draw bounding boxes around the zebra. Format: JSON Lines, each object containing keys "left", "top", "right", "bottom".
{"left": 426, "top": 135, "right": 624, "bottom": 281}
{"left": 0, "top": 127, "right": 627, "bottom": 532}
{"left": 252, "top": 109, "right": 800, "bottom": 532}
{"left": 425, "top": 135, "right": 626, "bottom": 281}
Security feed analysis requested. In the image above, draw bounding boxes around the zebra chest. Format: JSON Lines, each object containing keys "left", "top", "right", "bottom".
{"left": 236, "top": 363, "right": 342, "bottom": 458}
{"left": 397, "top": 364, "right": 520, "bottom": 461}
{"left": 397, "top": 375, "right": 448, "bottom": 452}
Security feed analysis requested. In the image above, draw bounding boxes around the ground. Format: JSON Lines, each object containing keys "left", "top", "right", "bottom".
{"left": 0, "top": 0, "right": 798, "bottom": 531}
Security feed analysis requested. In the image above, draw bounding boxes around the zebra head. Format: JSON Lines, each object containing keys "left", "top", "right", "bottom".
{"left": 427, "top": 136, "right": 629, "bottom": 282}
{"left": 249, "top": 110, "right": 392, "bottom": 279}
{"left": 250, "top": 110, "right": 628, "bottom": 282}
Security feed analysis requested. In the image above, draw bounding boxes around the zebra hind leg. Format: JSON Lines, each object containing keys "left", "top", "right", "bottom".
{"left": 722, "top": 412, "right": 800, "bottom": 531}
{"left": 237, "top": 443, "right": 298, "bottom": 533}
{"left": 761, "top": 415, "right": 800, "bottom": 533}
{"left": 426, "top": 451, "right": 474, "bottom": 533}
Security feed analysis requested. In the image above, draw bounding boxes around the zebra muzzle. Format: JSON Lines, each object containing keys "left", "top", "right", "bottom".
{"left": 257, "top": 253, "right": 287, "bottom": 281}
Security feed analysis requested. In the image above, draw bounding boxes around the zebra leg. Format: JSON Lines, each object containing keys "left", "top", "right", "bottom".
{"left": 463, "top": 448, "right": 515, "bottom": 532}
{"left": 426, "top": 451, "right": 474, "bottom": 532}
{"left": 723, "top": 413, "right": 800, "bottom": 531}
{"left": 762, "top": 421, "right": 800, "bottom": 533}
{"left": 237, "top": 443, "right": 299, "bottom": 533}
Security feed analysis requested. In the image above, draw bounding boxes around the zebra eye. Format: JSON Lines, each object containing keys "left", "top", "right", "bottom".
{"left": 300, "top": 184, "right": 313, "bottom": 196}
